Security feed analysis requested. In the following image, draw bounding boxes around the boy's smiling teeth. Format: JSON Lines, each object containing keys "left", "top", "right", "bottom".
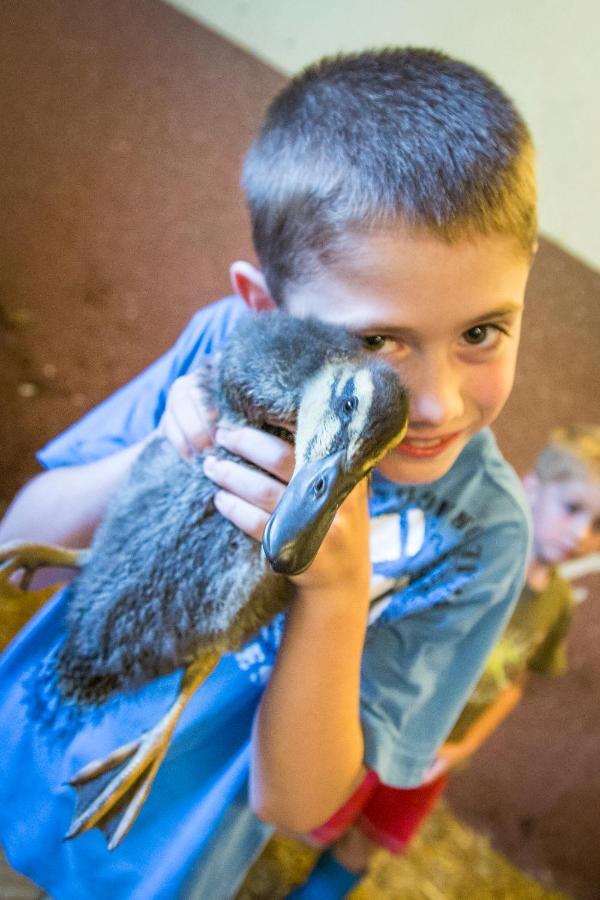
{"left": 403, "top": 434, "right": 456, "bottom": 446}
{"left": 395, "top": 431, "right": 464, "bottom": 458}
{"left": 405, "top": 437, "right": 445, "bottom": 446}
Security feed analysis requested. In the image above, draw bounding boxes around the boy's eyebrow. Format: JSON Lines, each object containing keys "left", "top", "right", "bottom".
{"left": 346, "top": 302, "right": 524, "bottom": 335}
{"left": 460, "top": 302, "right": 524, "bottom": 328}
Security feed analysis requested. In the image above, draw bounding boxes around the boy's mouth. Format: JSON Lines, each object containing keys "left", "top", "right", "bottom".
{"left": 396, "top": 431, "right": 462, "bottom": 458}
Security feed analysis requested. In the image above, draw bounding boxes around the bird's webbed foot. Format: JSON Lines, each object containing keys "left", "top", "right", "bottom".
{"left": 66, "top": 722, "right": 173, "bottom": 849}
{"left": 65, "top": 651, "right": 221, "bottom": 849}
{"left": 0, "top": 540, "right": 88, "bottom": 592}
{"left": 0, "top": 541, "right": 88, "bottom": 649}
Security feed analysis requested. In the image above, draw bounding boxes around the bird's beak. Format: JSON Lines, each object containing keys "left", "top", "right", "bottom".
{"left": 262, "top": 449, "right": 361, "bottom": 575}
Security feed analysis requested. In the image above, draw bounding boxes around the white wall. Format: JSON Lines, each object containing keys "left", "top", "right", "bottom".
{"left": 166, "top": 0, "right": 600, "bottom": 271}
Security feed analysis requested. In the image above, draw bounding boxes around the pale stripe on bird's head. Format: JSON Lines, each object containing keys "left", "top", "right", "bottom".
{"left": 346, "top": 368, "right": 375, "bottom": 468}
{"left": 294, "top": 360, "right": 406, "bottom": 474}
{"left": 294, "top": 363, "right": 348, "bottom": 472}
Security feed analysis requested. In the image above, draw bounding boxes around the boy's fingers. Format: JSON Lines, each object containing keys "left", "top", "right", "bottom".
{"left": 215, "top": 427, "right": 294, "bottom": 482}
{"left": 160, "top": 412, "right": 195, "bottom": 463}
{"left": 203, "top": 456, "right": 286, "bottom": 514}
{"left": 169, "top": 378, "right": 217, "bottom": 453}
{"left": 213, "top": 490, "right": 269, "bottom": 543}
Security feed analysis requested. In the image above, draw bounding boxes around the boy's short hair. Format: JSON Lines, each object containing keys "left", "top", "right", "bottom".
{"left": 535, "top": 425, "right": 600, "bottom": 485}
{"left": 243, "top": 47, "right": 537, "bottom": 303}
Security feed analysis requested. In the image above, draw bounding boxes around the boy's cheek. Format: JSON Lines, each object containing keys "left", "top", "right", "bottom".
{"left": 470, "top": 360, "right": 517, "bottom": 424}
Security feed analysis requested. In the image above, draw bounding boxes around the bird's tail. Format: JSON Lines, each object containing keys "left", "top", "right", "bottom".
{"left": 23, "top": 643, "right": 96, "bottom": 737}
{"left": 55, "top": 638, "right": 121, "bottom": 706}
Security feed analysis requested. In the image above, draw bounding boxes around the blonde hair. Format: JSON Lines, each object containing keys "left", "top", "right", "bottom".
{"left": 535, "top": 425, "right": 600, "bottom": 485}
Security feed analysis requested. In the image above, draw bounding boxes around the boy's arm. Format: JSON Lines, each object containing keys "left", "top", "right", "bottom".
{"left": 0, "top": 439, "right": 151, "bottom": 546}
{"left": 0, "top": 437, "right": 154, "bottom": 586}
{"left": 250, "top": 489, "right": 371, "bottom": 833}
{"left": 251, "top": 578, "right": 370, "bottom": 832}
{"left": 430, "top": 677, "right": 525, "bottom": 778}
{"left": 206, "top": 426, "right": 371, "bottom": 833}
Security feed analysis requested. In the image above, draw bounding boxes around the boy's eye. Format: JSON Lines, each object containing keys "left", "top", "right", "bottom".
{"left": 361, "top": 335, "right": 397, "bottom": 355}
{"left": 565, "top": 502, "right": 584, "bottom": 515}
{"left": 461, "top": 324, "right": 504, "bottom": 348}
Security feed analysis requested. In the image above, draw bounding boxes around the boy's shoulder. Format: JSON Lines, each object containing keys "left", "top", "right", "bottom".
{"left": 183, "top": 295, "right": 246, "bottom": 359}
{"left": 444, "top": 429, "right": 531, "bottom": 534}
{"left": 367, "top": 429, "right": 530, "bottom": 626}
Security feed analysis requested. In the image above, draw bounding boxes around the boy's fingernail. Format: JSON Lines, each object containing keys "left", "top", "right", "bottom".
{"left": 203, "top": 455, "right": 217, "bottom": 475}
{"left": 213, "top": 491, "right": 230, "bottom": 515}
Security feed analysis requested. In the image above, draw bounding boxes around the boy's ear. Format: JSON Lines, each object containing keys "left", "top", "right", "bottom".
{"left": 230, "top": 261, "right": 277, "bottom": 312}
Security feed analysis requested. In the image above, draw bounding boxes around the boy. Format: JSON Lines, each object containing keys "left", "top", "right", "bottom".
{"left": 0, "top": 49, "right": 536, "bottom": 898}
{"left": 290, "top": 425, "right": 600, "bottom": 898}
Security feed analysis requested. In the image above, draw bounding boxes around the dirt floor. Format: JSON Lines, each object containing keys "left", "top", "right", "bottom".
{"left": 1, "top": 2, "right": 600, "bottom": 898}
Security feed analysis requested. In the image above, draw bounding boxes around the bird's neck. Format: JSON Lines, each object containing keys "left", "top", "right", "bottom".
{"left": 217, "top": 348, "right": 305, "bottom": 431}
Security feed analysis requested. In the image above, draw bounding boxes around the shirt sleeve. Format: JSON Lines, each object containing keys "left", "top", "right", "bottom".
{"left": 359, "top": 517, "right": 529, "bottom": 787}
{"left": 37, "top": 297, "right": 244, "bottom": 470}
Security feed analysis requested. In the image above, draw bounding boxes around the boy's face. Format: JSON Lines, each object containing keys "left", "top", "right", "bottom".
{"left": 526, "top": 475, "right": 600, "bottom": 563}
{"left": 282, "top": 228, "right": 531, "bottom": 484}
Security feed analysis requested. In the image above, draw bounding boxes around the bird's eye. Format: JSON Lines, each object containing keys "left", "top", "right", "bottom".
{"left": 342, "top": 397, "right": 358, "bottom": 416}
{"left": 313, "top": 476, "right": 327, "bottom": 498}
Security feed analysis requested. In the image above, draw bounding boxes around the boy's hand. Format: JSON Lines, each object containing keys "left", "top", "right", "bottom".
{"left": 423, "top": 740, "right": 473, "bottom": 782}
{"left": 203, "top": 426, "right": 293, "bottom": 537}
{"left": 291, "top": 478, "right": 371, "bottom": 600}
{"left": 158, "top": 373, "right": 218, "bottom": 461}
{"left": 204, "top": 426, "right": 371, "bottom": 602}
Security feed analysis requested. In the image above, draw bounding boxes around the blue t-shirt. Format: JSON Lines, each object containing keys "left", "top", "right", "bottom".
{"left": 0, "top": 297, "right": 530, "bottom": 899}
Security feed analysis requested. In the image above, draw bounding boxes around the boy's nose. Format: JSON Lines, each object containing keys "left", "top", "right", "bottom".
{"left": 409, "top": 357, "right": 464, "bottom": 427}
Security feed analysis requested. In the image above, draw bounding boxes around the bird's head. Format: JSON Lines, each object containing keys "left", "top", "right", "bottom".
{"left": 262, "top": 357, "right": 408, "bottom": 575}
